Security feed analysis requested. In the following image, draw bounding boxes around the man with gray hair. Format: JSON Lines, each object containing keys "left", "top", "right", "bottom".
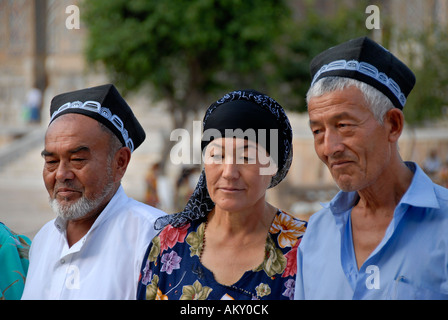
{"left": 295, "top": 37, "right": 448, "bottom": 299}
{"left": 22, "top": 84, "right": 165, "bottom": 299}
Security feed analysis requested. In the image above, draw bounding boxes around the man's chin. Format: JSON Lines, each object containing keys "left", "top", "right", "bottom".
{"left": 50, "top": 197, "right": 91, "bottom": 221}
{"left": 49, "top": 181, "right": 115, "bottom": 221}
{"left": 334, "top": 179, "right": 357, "bottom": 192}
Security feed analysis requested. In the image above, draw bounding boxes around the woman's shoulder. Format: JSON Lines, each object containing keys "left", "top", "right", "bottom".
{"left": 150, "top": 219, "right": 204, "bottom": 252}
{"left": 156, "top": 218, "right": 203, "bottom": 237}
{"left": 0, "top": 223, "right": 31, "bottom": 248}
{"left": 272, "top": 209, "right": 307, "bottom": 230}
{"left": 269, "top": 209, "right": 307, "bottom": 248}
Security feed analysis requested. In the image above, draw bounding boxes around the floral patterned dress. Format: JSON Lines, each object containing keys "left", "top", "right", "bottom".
{"left": 137, "top": 210, "right": 306, "bottom": 300}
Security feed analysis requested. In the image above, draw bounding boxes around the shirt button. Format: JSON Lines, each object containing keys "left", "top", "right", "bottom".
{"left": 60, "top": 259, "right": 65, "bottom": 264}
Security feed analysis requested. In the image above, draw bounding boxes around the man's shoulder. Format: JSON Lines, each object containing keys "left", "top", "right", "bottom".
{"left": 124, "top": 197, "right": 166, "bottom": 216}
{"left": 117, "top": 196, "right": 166, "bottom": 228}
{"left": 30, "top": 219, "right": 60, "bottom": 251}
{"left": 35, "top": 219, "right": 58, "bottom": 235}
{"left": 302, "top": 206, "right": 338, "bottom": 243}
{"left": 434, "top": 183, "right": 448, "bottom": 204}
{"left": 308, "top": 206, "right": 334, "bottom": 225}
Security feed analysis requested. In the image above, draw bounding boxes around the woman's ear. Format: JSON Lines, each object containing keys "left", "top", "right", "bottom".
{"left": 384, "top": 108, "right": 405, "bottom": 143}
{"left": 113, "top": 147, "right": 131, "bottom": 182}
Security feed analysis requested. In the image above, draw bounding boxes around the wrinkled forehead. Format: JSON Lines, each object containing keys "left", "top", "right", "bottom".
{"left": 45, "top": 113, "right": 106, "bottom": 148}
{"left": 205, "top": 137, "right": 266, "bottom": 153}
{"left": 308, "top": 87, "right": 372, "bottom": 117}
{"left": 47, "top": 113, "right": 100, "bottom": 131}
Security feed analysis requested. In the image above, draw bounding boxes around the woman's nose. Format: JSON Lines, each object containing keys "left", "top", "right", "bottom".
{"left": 221, "top": 162, "right": 240, "bottom": 180}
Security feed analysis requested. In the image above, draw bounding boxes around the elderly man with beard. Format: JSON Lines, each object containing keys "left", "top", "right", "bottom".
{"left": 294, "top": 37, "right": 448, "bottom": 300}
{"left": 21, "top": 84, "right": 165, "bottom": 299}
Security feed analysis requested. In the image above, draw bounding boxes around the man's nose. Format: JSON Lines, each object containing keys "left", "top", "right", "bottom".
{"left": 322, "top": 130, "right": 345, "bottom": 158}
{"left": 55, "top": 161, "right": 75, "bottom": 182}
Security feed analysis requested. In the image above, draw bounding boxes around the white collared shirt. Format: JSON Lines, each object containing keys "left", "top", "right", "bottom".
{"left": 22, "top": 186, "right": 166, "bottom": 300}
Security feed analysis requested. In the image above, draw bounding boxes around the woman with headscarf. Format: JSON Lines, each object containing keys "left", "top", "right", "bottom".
{"left": 137, "top": 90, "right": 307, "bottom": 300}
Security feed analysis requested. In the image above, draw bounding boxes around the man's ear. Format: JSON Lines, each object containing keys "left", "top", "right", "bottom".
{"left": 113, "top": 147, "right": 131, "bottom": 182}
{"left": 384, "top": 108, "right": 404, "bottom": 143}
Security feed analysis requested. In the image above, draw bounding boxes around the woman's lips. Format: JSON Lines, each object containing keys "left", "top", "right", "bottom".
{"left": 218, "top": 187, "right": 244, "bottom": 193}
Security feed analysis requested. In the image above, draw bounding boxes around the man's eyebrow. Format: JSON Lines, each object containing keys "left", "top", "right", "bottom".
{"left": 69, "top": 146, "right": 90, "bottom": 154}
{"left": 309, "top": 112, "right": 358, "bottom": 126}
{"left": 41, "top": 149, "right": 52, "bottom": 157}
{"left": 331, "top": 111, "right": 358, "bottom": 121}
{"left": 40, "top": 146, "right": 90, "bottom": 157}
{"left": 309, "top": 119, "right": 318, "bottom": 126}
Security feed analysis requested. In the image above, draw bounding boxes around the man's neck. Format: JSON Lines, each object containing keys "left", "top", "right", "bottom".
{"left": 351, "top": 161, "right": 414, "bottom": 269}
{"left": 356, "top": 161, "right": 414, "bottom": 214}
{"left": 66, "top": 214, "right": 99, "bottom": 248}
{"left": 65, "top": 187, "right": 118, "bottom": 247}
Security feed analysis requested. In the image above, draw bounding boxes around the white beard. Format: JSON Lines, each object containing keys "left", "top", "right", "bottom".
{"left": 50, "top": 180, "right": 114, "bottom": 221}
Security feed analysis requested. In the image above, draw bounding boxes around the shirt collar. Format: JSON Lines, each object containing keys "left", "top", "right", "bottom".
{"left": 322, "top": 161, "right": 440, "bottom": 215}
{"left": 322, "top": 190, "right": 358, "bottom": 215}
{"left": 399, "top": 162, "right": 439, "bottom": 209}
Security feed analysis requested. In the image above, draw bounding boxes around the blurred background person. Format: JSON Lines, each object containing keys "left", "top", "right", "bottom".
{"left": 24, "top": 86, "right": 42, "bottom": 124}
{"left": 144, "top": 162, "right": 161, "bottom": 208}
{"left": 423, "top": 149, "right": 442, "bottom": 180}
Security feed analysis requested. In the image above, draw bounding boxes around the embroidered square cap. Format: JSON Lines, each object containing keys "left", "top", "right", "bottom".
{"left": 49, "top": 84, "right": 145, "bottom": 152}
{"left": 310, "top": 36, "right": 416, "bottom": 109}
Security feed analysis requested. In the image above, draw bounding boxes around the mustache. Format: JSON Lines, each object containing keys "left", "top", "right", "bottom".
{"left": 53, "top": 181, "right": 83, "bottom": 196}
{"left": 327, "top": 153, "right": 357, "bottom": 165}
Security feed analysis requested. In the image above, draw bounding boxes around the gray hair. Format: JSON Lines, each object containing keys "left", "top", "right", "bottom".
{"left": 306, "top": 77, "right": 395, "bottom": 125}
{"left": 98, "top": 121, "right": 124, "bottom": 163}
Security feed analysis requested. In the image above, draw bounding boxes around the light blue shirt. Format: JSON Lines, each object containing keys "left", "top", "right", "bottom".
{"left": 295, "top": 162, "right": 448, "bottom": 299}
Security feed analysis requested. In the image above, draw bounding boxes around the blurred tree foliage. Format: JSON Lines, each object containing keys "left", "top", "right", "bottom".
{"left": 272, "top": 0, "right": 370, "bottom": 112}
{"left": 395, "top": 26, "right": 448, "bottom": 126}
{"left": 82, "top": 0, "right": 291, "bottom": 130}
{"left": 83, "top": 0, "right": 448, "bottom": 130}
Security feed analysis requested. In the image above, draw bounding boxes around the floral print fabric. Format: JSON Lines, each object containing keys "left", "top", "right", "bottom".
{"left": 0, "top": 223, "right": 31, "bottom": 300}
{"left": 137, "top": 210, "right": 306, "bottom": 300}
